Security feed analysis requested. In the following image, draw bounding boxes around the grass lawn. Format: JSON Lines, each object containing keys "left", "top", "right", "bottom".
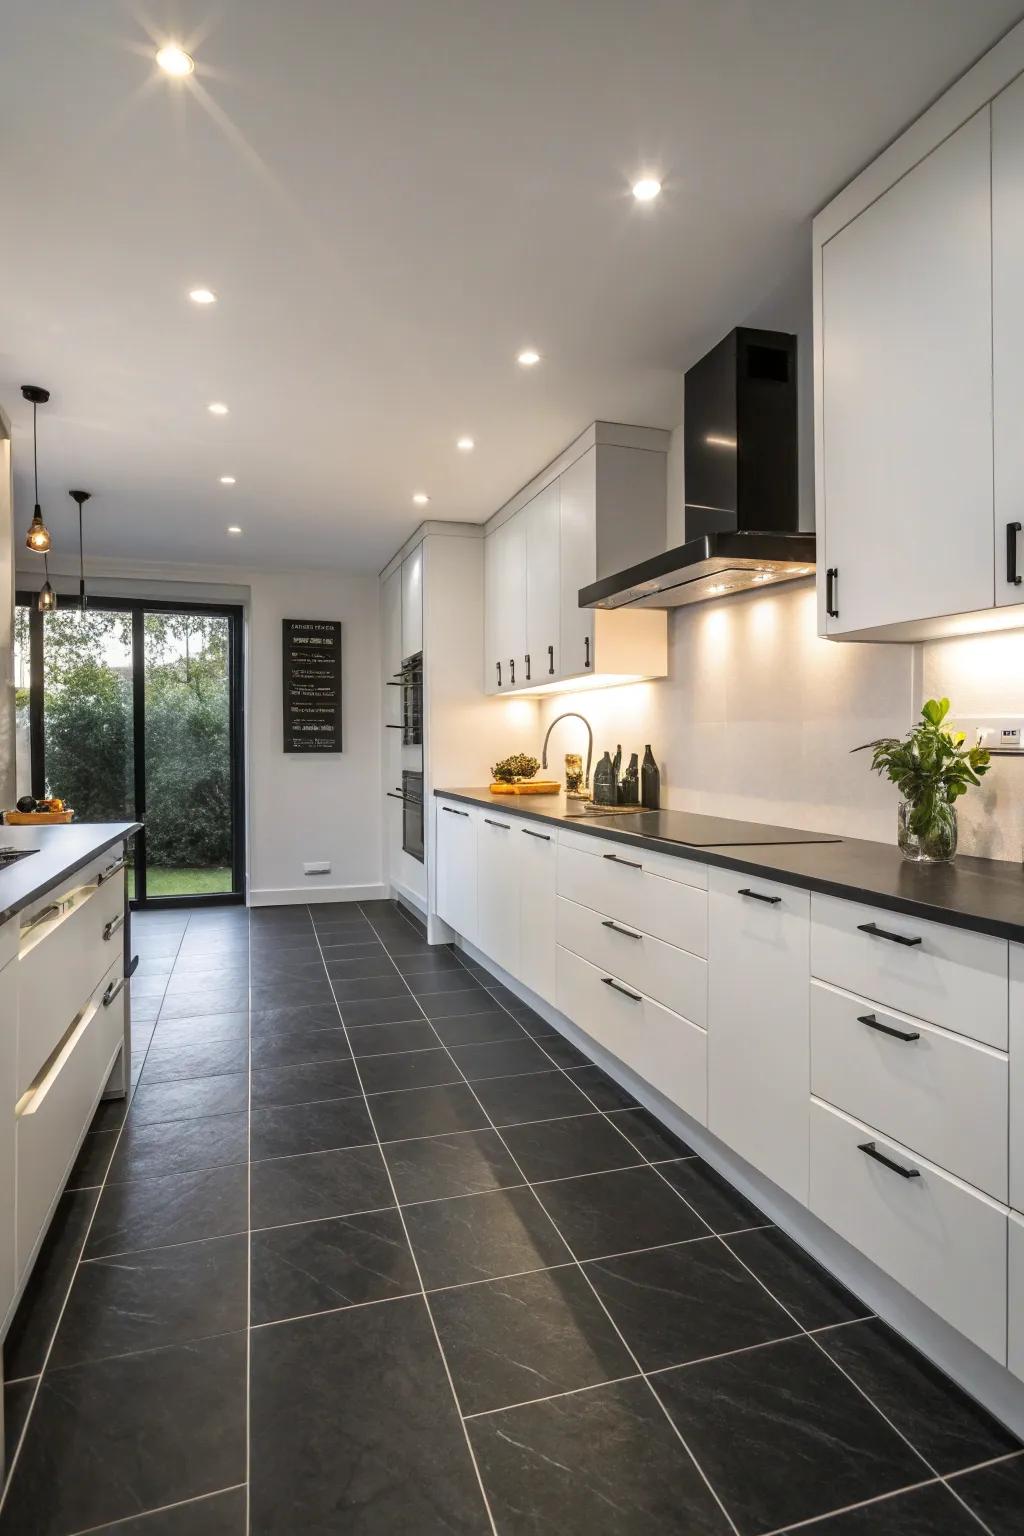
{"left": 129, "top": 866, "right": 232, "bottom": 898}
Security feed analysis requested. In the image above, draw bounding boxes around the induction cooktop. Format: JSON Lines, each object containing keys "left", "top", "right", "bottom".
{"left": 573, "top": 809, "right": 842, "bottom": 848}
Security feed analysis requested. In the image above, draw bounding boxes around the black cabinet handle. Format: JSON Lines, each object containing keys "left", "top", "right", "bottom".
{"left": 525, "top": 654, "right": 531, "bottom": 681}
{"left": 385, "top": 724, "right": 405, "bottom": 729}
{"left": 858, "top": 1141, "right": 920, "bottom": 1180}
{"left": 103, "top": 913, "right": 125, "bottom": 942}
{"left": 584, "top": 635, "right": 591, "bottom": 668}
{"left": 738, "top": 888, "right": 781, "bottom": 905}
{"left": 601, "top": 976, "right": 642, "bottom": 1002}
{"left": 1008, "top": 522, "right": 1022, "bottom": 586}
{"left": 602, "top": 919, "right": 642, "bottom": 940}
{"left": 386, "top": 792, "right": 408, "bottom": 803}
{"left": 547, "top": 644, "right": 554, "bottom": 675}
{"left": 509, "top": 658, "right": 516, "bottom": 686}
{"left": 103, "top": 977, "right": 126, "bottom": 1007}
{"left": 496, "top": 661, "right": 502, "bottom": 687}
{"left": 826, "top": 567, "right": 839, "bottom": 618}
{"left": 603, "top": 853, "right": 642, "bottom": 870}
{"left": 442, "top": 806, "right": 469, "bottom": 817}
{"left": 857, "top": 921, "right": 922, "bottom": 947}
{"left": 858, "top": 1013, "right": 920, "bottom": 1043}
{"left": 483, "top": 818, "right": 510, "bottom": 829}
{"left": 522, "top": 829, "right": 551, "bottom": 841}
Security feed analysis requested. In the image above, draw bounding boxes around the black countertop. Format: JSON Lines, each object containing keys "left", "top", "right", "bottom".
{"left": 0, "top": 823, "right": 141, "bottom": 927}
{"left": 435, "top": 789, "right": 1024, "bottom": 944}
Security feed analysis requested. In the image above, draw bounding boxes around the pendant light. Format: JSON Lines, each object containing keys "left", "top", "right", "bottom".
{"left": 38, "top": 566, "right": 57, "bottom": 613}
{"left": 21, "top": 385, "right": 52, "bottom": 554}
{"left": 69, "top": 490, "right": 91, "bottom": 609}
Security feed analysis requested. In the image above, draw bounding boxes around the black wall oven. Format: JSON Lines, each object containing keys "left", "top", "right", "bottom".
{"left": 400, "top": 770, "right": 423, "bottom": 862}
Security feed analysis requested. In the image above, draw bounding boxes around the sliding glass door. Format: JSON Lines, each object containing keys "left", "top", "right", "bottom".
{"left": 15, "top": 595, "right": 244, "bottom": 907}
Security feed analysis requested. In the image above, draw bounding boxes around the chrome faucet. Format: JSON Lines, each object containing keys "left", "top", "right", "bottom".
{"left": 541, "top": 712, "right": 594, "bottom": 789}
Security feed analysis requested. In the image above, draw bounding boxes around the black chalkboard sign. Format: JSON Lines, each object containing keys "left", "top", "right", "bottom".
{"left": 282, "top": 619, "right": 342, "bottom": 752}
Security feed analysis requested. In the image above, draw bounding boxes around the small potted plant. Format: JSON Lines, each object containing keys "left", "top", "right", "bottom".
{"left": 853, "top": 698, "right": 990, "bottom": 863}
{"left": 491, "top": 753, "right": 541, "bottom": 785}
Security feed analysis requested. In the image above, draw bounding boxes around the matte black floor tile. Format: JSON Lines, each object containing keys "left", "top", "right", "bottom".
{"left": 472, "top": 1068, "right": 596, "bottom": 1127}
{"left": 360, "top": 1046, "right": 461, "bottom": 1095}
{"left": 151, "top": 1011, "right": 249, "bottom": 1047}
{"left": 250, "top": 1057, "right": 361, "bottom": 1108}
{"left": 819, "top": 1319, "right": 1021, "bottom": 1474}
{"left": 329, "top": 974, "right": 411, "bottom": 1004}
{"left": 725, "top": 1227, "right": 872, "bottom": 1332}
{"left": 532, "top": 1032, "right": 591, "bottom": 1068}
{"left": 657, "top": 1157, "right": 768, "bottom": 1232}
{"left": 783, "top": 1482, "right": 982, "bottom": 1535}
{"left": 431, "top": 1265, "right": 635, "bottom": 1415}
{"left": 384, "top": 1128, "right": 524, "bottom": 1204}
{"left": 250, "top": 1001, "right": 343, "bottom": 1035}
{"left": 607, "top": 1106, "right": 696, "bottom": 1161}
{"left": 86, "top": 1164, "right": 249, "bottom": 1259}
{"left": 430, "top": 1010, "right": 528, "bottom": 1047}
{"left": 395, "top": 950, "right": 463, "bottom": 975}
{"left": 448, "top": 1037, "right": 554, "bottom": 1081}
{"left": 250, "top": 1297, "right": 488, "bottom": 1533}
{"left": 250, "top": 1096, "right": 375, "bottom": 1160}
{"left": 251, "top": 1209, "right": 419, "bottom": 1323}
{"left": 251, "top": 977, "right": 335, "bottom": 1011}
{"left": 251, "top": 954, "right": 333, "bottom": 985}
{"left": 159, "top": 984, "right": 249, "bottom": 1020}
{"left": 66, "top": 1128, "right": 118, "bottom": 1189}
{"left": 586, "top": 1238, "right": 795, "bottom": 1370}
{"left": 347, "top": 1018, "right": 439, "bottom": 1056}
{"left": 86, "top": 1484, "right": 247, "bottom": 1533}
{"left": 469, "top": 1376, "right": 731, "bottom": 1536}
{"left": 0, "top": 1332, "right": 246, "bottom": 1536}
{"left": 323, "top": 954, "right": 399, "bottom": 981}
{"left": 504, "top": 1005, "right": 557, "bottom": 1041}
{"left": 404, "top": 1185, "right": 570, "bottom": 1289}
{"left": 109, "top": 1112, "right": 249, "bottom": 1183}
{"left": 131, "top": 1072, "right": 249, "bottom": 1125}
{"left": 339, "top": 995, "right": 423, "bottom": 1028}
{"left": 536, "top": 1165, "right": 709, "bottom": 1259}
{"left": 3, "top": 1189, "right": 99, "bottom": 1380}
{"left": 407, "top": 968, "right": 485, "bottom": 996}
{"left": 419, "top": 989, "right": 506, "bottom": 1021}
{"left": 141, "top": 1038, "right": 249, "bottom": 1084}
{"left": 251, "top": 1144, "right": 394, "bottom": 1229}
{"left": 249, "top": 1024, "right": 351, "bottom": 1070}
{"left": 53, "top": 1234, "right": 247, "bottom": 1368}
{"left": 368, "top": 931, "right": 434, "bottom": 957}
{"left": 566, "top": 1063, "right": 640, "bottom": 1111}
{"left": 653, "top": 1335, "right": 928, "bottom": 1535}
{"left": 949, "top": 1454, "right": 1024, "bottom": 1535}
{"left": 307, "top": 942, "right": 383, "bottom": 963}
{"left": 500, "top": 1113, "right": 644, "bottom": 1182}
{"left": 373, "top": 1082, "right": 490, "bottom": 1142}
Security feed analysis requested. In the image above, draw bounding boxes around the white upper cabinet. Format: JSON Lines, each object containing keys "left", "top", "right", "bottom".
{"left": 558, "top": 449, "right": 597, "bottom": 680}
{"left": 484, "top": 512, "right": 527, "bottom": 691}
{"left": 401, "top": 544, "right": 423, "bottom": 659}
{"left": 994, "top": 74, "right": 1024, "bottom": 605}
{"left": 525, "top": 482, "right": 560, "bottom": 685}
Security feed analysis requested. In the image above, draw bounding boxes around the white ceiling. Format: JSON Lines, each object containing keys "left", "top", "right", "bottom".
{"left": 2, "top": 0, "right": 1021, "bottom": 573}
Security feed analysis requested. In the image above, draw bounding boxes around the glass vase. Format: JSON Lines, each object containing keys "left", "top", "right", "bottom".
{"left": 897, "top": 800, "right": 957, "bottom": 863}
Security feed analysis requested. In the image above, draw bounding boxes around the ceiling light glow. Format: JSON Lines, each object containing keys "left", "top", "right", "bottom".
{"left": 207, "top": 401, "right": 229, "bottom": 415}
{"left": 219, "top": 476, "right": 236, "bottom": 485}
{"left": 156, "top": 45, "right": 195, "bottom": 76}
{"left": 189, "top": 288, "right": 217, "bottom": 304}
{"left": 456, "top": 437, "right": 475, "bottom": 451}
{"left": 413, "top": 492, "right": 430, "bottom": 505}
{"left": 632, "top": 177, "right": 662, "bottom": 202}
{"left": 517, "top": 349, "right": 540, "bottom": 367}
{"left": 227, "top": 525, "right": 242, "bottom": 535}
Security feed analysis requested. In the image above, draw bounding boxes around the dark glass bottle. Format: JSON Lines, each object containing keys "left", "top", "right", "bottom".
{"left": 622, "top": 753, "right": 640, "bottom": 805}
{"left": 641, "top": 745, "right": 660, "bottom": 809}
{"left": 593, "top": 751, "right": 616, "bottom": 805}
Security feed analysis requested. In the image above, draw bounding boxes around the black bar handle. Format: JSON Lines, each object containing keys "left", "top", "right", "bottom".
{"left": 1008, "top": 522, "right": 1022, "bottom": 586}
{"left": 509, "top": 658, "right": 516, "bottom": 686}
{"left": 603, "top": 853, "right": 642, "bottom": 870}
{"left": 103, "top": 913, "right": 125, "bottom": 942}
{"left": 584, "top": 635, "right": 591, "bottom": 668}
{"left": 385, "top": 724, "right": 405, "bottom": 729}
{"left": 601, "top": 976, "right": 642, "bottom": 1001}
{"left": 738, "top": 888, "right": 782, "bottom": 905}
{"left": 826, "top": 567, "right": 839, "bottom": 618}
{"left": 857, "top": 921, "right": 922, "bottom": 947}
{"left": 858, "top": 1013, "right": 920, "bottom": 1043}
{"left": 442, "top": 806, "right": 469, "bottom": 817}
{"left": 522, "top": 829, "right": 551, "bottom": 841}
{"left": 483, "top": 818, "right": 510, "bottom": 829}
{"left": 496, "top": 661, "right": 502, "bottom": 688}
{"left": 858, "top": 1141, "right": 921, "bottom": 1180}
{"left": 386, "top": 792, "right": 408, "bottom": 802}
{"left": 602, "top": 919, "right": 642, "bottom": 940}
{"left": 547, "top": 644, "right": 554, "bottom": 675}
{"left": 525, "top": 654, "right": 531, "bottom": 681}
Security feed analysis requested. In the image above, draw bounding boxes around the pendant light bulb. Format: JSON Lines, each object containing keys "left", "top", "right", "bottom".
{"left": 26, "top": 506, "right": 51, "bottom": 553}
{"left": 38, "top": 580, "right": 56, "bottom": 614}
{"left": 21, "top": 385, "right": 53, "bottom": 557}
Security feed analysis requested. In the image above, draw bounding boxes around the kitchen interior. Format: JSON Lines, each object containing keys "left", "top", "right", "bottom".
{"left": 3, "top": 4, "right": 1024, "bottom": 1534}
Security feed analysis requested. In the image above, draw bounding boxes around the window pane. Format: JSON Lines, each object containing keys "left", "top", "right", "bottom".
{"left": 14, "top": 604, "right": 31, "bottom": 801}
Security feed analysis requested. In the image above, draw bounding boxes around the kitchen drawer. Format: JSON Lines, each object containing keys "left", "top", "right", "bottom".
{"left": 557, "top": 825, "right": 707, "bottom": 890}
{"left": 556, "top": 945, "right": 707, "bottom": 1126}
{"left": 811, "top": 980, "right": 1008, "bottom": 1201}
{"left": 17, "top": 865, "right": 125, "bottom": 1094}
{"left": 1010, "top": 1213, "right": 1024, "bottom": 1384}
{"left": 556, "top": 894, "right": 707, "bottom": 1027}
{"left": 809, "top": 1098, "right": 1007, "bottom": 1362}
{"left": 556, "top": 842, "right": 707, "bottom": 955}
{"left": 16, "top": 954, "right": 126, "bottom": 1278}
{"left": 810, "top": 893, "right": 1008, "bottom": 1049}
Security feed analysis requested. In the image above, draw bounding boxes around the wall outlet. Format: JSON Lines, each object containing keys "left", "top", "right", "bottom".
{"left": 952, "top": 716, "right": 1024, "bottom": 753}
{"left": 304, "top": 860, "right": 331, "bottom": 876}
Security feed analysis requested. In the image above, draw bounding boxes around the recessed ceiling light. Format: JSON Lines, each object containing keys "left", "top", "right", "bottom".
{"left": 156, "top": 45, "right": 195, "bottom": 77}
{"left": 189, "top": 288, "right": 217, "bottom": 305}
{"left": 207, "top": 401, "right": 229, "bottom": 415}
{"left": 456, "top": 437, "right": 475, "bottom": 452}
{"left": 227, "top": 525, "right": 242, "bottom": 535}
{"left": 412, "top": 492, "right": 430, "bottom": 505}
{"left": 632, "top": 177, "right": 662, "bottom": 202}
{"left": 219, "top": 476, "right": 236, "bottom": 485}
{"left": 517, "top": 349, "right": 541, "bottom": 367}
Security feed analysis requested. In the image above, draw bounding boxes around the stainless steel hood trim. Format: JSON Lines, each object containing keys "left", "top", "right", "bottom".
{"left": 579, "top": 531, "right": 816, "bottom": 610}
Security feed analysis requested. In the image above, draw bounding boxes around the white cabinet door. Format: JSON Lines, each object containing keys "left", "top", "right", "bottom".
{"left": 820, "top": 109, "right": 993, "bottom": 634}
{"left": 1010, "top": 1213, "right": 1024, "bottom": 1382}
{"left": 0, "top": 960, "right": 17, "bottom": 1328}
{"left": 525, "top": 482, "right": 560, "bottom": 684}
{"left": 518, "top": 821, "right": 557, "bottom": 1005}
{"left": 1011, "top": 942, "right": 1023, "bottom": 1214}
{"left": 558, "top": 448, "right": 596, "bottom": 678}
{"left": 401, "top": 545, "right": 423, "bottom": 658}
{"left": 382, "top": 570, "right": 404, "bottom": 881}
{"left": 435, "top": 801, "right": 477, "bottom": 943}
{"left": 708, "top": 869, "right": 811, "bottom": 1204}
{"left": 476, "top": 812, "right": 520, "bottom": 976}
{"left": 994, "top": 75, "right": 1024, "bottom": 606}
{"left": 484, "top": 515, "right": 527, "bottom": 692}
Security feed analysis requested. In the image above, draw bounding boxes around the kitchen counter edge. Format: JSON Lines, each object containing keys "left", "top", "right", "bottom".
{"left": 0, "top": 822, "right": 142, "bottom": 928}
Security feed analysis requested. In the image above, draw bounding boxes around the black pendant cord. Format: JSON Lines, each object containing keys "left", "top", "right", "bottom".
{"left": 78, "top": 502, "right": 85, "bottom": 609}
{"left": 32, "top": 400, "right": 38, "bottom": 504}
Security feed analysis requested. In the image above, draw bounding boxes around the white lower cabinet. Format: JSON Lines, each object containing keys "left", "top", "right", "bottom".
{"left": 1011, "top": 943, "right": 1023, "bottom": 1212}
{"left": 0, "top": 962, "right": 17, "bottom": 1330}
{"left": 556, "top": 893, "right": 707, "bottom": 1027}
{"left": 556, "top": 839, "right": 707, "bottom": 954}
{"left": 435, "top": 801, "right": 477, "bottom": 943}
{"left": 1010, "top": 1213, "right": 1024, "bottom": 1383}
{"left": 809, "top": 1098, "right": 1007, "bottom": 1362}
{"left": 477, "top": 813, "right": 520, "bottom": 977}
{"left": 708, "top": 870, "right": 811, "bottom": 1205}
{"left": 518, "top": 822, "right": 557, "bottom": 1006}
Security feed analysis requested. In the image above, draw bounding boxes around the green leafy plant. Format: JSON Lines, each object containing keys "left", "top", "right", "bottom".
{"left": 491, "top": 753, "right": 540, "bottom": 784}
{"left": 853, "top": 698, "right": 990, "bottom": 855}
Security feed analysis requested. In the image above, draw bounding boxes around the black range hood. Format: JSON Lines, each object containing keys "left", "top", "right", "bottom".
{"left": 580, "top": 327, "right": 815, "bottom": 611}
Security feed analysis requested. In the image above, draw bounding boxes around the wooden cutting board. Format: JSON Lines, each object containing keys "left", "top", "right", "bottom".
{"left": 488, "top": 781, "right": 562, "bottom": 795}
{"left": 4, "top": 810, "right": 74, "bottom": 824}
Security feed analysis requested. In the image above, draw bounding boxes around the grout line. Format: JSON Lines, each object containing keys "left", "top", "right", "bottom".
{"left": 755, "top": 1475, "right": 946, "bottom": 1536}
{"left": 65, "top": 1481, "right": 248, "bottom": 1536}
{"left": 461, "top": 1372, "right": 645, "bottom": 1420}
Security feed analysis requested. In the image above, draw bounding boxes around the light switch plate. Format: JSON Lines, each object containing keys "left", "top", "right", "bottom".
{"left": 951, "top": 716, "right": 1024, "bottom": 753}
{"left": 304, "top": 860, "right": 331, "bottom": 875}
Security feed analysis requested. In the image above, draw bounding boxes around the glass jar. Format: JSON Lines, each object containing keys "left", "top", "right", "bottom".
{"left": 564, "top": 752, "right": 585, "bottom": 799}
{"left": 898, "top": 800, "right": 957, "bottom": 863}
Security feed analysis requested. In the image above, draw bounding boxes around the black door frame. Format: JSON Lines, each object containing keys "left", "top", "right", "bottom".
{"left": 16, "top": 592, "right": 246, "bottom": 909}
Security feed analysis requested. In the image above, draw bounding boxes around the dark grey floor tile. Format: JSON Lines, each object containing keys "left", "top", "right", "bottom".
{"left": 250, "top": 1297, "right": 488, "bottom": 1533}
{"left": 949, "top": 1454, "right": 1024, "bottom": 1535}
{"left": 67, "top": 1128, "right": 118, "bottom": 1189}
{"left": 251, "top": 1209, "right": 418, "bottom": 1323}
{"left": 369, "top": 931, "right": 435, "bottom": 957}
{"left": 500, "top": 1113, "right": 643, "bottom": 1182}
{"left": 587, "top": 1237, "right": 795, "bottom": 1370}
{"left": 339, "top": 996, "right": 423, "bottom": 1029}
{"left": 654, "top": 1335, "right": 927, "bottom": 1535}
{"left": 109, "top": 1112, "right": 249, "bottom": 1183}
{"left": 384, "top": 1129, "right": 524, "bottom": 1204}
{"left": 85, "top": 1484, "right": 247, "bottom": 1533}
{"left": 131, "top": 1072, "right": 249, "bottom": 1125}
{"left": 86, "top": 1164, "right": 249, "bottom": 1259}
{"left": 135, "top": 953, "right": 176, "bottom": 975}
{"left": 0, "top": 1332, "right": 246, "bottom": 1536}
{"left": 329, "top": 974, "right": 411, "bottom": 1004}
{"left": 360, "top": 1047, "right": 461, "bottom": 1095}
{"left": 657, "top": 1157, "right": 768, "bottom": 1232}
{"left": 251, "top": 977, "right": 335, "bottom": 1011}
{"left": 407, "top": 968, "right": 485, "bottom": 997}
{"left": 536, "top": 1165, "right": 709, "bottom": 1260}
{"left": 250, "top": 1096, "right": 375, "bottom": 1160}
{"left": 448, "top": 1037, "right": 554, "bottom": 1081}
{"left": 607, "top": 1106, "right": 696, "bottom": 1162}
{"left": 472, "top": 1068, "right": 595, "bottom": 1127}
{"left": 4, "top": 1374, "right": 37, "bottom": 1470}
{"left": 3, "top": 1189, "right": 99, "bottom": 1379}
{"left": 249, "top": 1024, "right": 351, "bottom": 1070}
{"left": 430, "top": 1011, "right": 527, "bottom": 1047}
{"left": 405, "top": 1185, "right": 570, "bottom": 1289}
{"left": 250, "top": 956, "right": 332, "bottom": 988}
{"left": 534, "top": 1032, "right": 591, "bottom": 1068}
{"left": 317, "top": 928, "right": 376, "bottom": 951}
{"left": 53, "top": 1234, "right": 247, "bottom": 1368}
{"left": 323, "top": 954, "right": 398, "bottom": 981}
{"left": 132, "top": 973, "right": 171, "bottom": 999}
{"left": 250, "top": 1001, "right": 342, "bottom": 1035}
{"left": 373, "top": 1082, "right": 490, "bottom": 1142}
{"left": 725, "top": 1227, "right": 871, "bottom": 1332}
{"left": 167, "top": 960, "right": 250, "bottom": 987}
{"left": 159, "top": 984, "right": 250, "bottom": 1020}
{"left": 131, "top": 998, "right": 162, "bottom": 1022}
{"left": 418, "top": 988, "right": 504, "bottom": 1020}
{"left": 250, "top": 1057, "right": 361, "bottom": 1108}
{"left": 347, "top": 1018, "right": 439, "bottom": 1057}
{"left": 150, "top": 1011, "right": 250, "bottom": 1048}
{"left": 469, "top": 1376, "right": 731, "bottom": 1536}
{"left": 566, "top": 1063, "right": 640, "bottom": 1111}
{"left": 819, "top": 1319, "right": 1021, "bottom": 1474}
{"left": 506, "top": 1005, "right": 557, "bottom": 1040}
{"left": 783, "top": 1482, "right": 982, "bottom": 1535}
{"left": 141, "top": 1038, "right": 249, "bottom": 1084}
{"left": 307, "top": 941, "right": 383, "bottom": 962}
{"left": 394, "top": 950, "right": 463, "bottom": 976}
{"left": 431, "top": 1266, "right": 635, "bottom": 1415}
{"left": 251, "top": 1144, "right": 394, "bottom": 1229}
